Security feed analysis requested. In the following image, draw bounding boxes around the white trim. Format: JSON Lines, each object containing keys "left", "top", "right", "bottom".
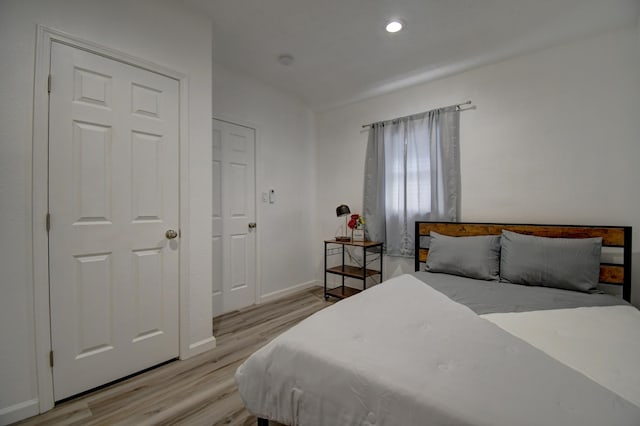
{"left": 33, "top": 25, "right": 55, "bottom": 414}
{"left": 185, "top": 336, "right": 217, "bottom": 359}
{"left": 0, "top": 398, "right": 39, "bottom": 425}
{"left": 177, "top": 61, "right": 193, "bottom": 361}
{"left": 212, "top": 114, "right": 260, "bottom": 136}
{"left": 32, "top": 25, "right": 192, "bottom": 413}
{"left": 260, "top": 280, "right": 321, "bottom": 304}
{"left": 212, "top": 115, "right": 262, "bottom": 308}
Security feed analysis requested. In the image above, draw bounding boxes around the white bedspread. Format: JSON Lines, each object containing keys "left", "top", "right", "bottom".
{"left": 483, "top": 305, "right": 640, "bottom": 408}
{"left": 236, "top": 274, "right": 640, "bottom": 426}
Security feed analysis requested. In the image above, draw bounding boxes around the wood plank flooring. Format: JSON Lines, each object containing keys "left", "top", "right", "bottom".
{"left": 17, "top": 287, "right": 334, "bottom": 426}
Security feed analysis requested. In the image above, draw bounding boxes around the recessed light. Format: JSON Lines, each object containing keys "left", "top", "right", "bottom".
{"left": 277, "top": 54, "right": 294, "bottom": 66}
{"left": 385, "top": 19, "right": 403, "bottom": 33}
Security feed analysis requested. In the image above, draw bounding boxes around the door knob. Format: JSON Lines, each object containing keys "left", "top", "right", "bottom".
{"left": 248, "top": 222, "right": 257, "bottom": 229}
{"left": 165, "top": 229, "right": 178, "bottom": 239}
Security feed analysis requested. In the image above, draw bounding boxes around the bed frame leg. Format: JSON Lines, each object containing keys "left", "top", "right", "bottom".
{"left": 257, "top": 417, "right": 269, "bottom": 426}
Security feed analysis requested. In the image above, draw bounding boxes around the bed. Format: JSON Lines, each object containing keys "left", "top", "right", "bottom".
{"left": 236, "top": 222, "right": 640, "bottom": 425}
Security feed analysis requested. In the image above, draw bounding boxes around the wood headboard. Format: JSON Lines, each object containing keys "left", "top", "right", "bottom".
{"left": 414, "top": 221, "right": 633, "bottom": 301}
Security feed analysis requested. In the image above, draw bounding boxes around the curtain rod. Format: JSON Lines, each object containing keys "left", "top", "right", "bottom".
{"left": 361, "top": 100, "right": 474, "bottom": 129}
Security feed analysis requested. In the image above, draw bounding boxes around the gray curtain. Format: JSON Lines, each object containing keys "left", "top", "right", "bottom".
{"left": 429, "top": 107, "right": 461, "bottom": 221}
{"left": 363, "top": 122, "right": 386, "bottom": 245}
{"left": 363, "top": 107, "right": 460, "bottom": 257}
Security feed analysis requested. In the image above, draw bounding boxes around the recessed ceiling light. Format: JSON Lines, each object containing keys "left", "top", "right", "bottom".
{"left": 277, "top": 54, "right": 294, "bottom": 66}
{"left": 385, "top": 19, "right": 403, "bottom": 33}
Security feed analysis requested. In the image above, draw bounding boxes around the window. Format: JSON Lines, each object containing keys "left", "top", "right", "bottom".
{"left": 363, "top": 108, "right": 460, "bottom": 257}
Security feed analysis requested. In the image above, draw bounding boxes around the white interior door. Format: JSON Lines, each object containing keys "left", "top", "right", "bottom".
{"left": 212, "top": 119, "right": 256, "bottom": 315}
{"left": 48, "top": 41, "right": 180, "bottom": 401}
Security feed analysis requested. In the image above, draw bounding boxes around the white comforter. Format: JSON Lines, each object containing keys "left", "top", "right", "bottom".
{"left": 483, "top": 305, "right": 640, "bottom": 408}
{"left": 236, "top": 274, "right": 640, "bottom": 425}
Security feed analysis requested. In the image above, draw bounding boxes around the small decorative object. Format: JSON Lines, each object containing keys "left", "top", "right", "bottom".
{"left": 347, "top": 214, "right": 366, "bottom": 241}
{"left": 335, "top": 204, "right": 352, "bottom": 241}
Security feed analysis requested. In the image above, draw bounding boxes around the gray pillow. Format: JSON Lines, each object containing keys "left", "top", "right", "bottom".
{"left": 500, "top": 230, "right": 602, "bottom": 293}
{"left": 425, "top": 231, "right": 501, "bottom": 281}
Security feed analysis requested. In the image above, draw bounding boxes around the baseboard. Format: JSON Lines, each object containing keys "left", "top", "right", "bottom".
{"left": 0, "top": 398, "right": 39, "bottom": 425}
{"left": 182, "top": 336, "right": 217, "bottom": 360}
{"left": 260, "top": 280, "right": 321, "bottom": 304}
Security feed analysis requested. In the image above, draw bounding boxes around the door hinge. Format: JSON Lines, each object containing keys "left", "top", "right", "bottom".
{"left": 49, "top": 350, "right": 54, "bottom": 368}
{"left": 46, "top": 212, "right": 51, "bottom": 232}
{"left": 47, "top": 74, "right": 51, "bottom": 94}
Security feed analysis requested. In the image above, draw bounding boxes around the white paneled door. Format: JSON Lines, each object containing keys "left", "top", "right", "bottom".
{"left": 212, "top": 119, "right": 257, "bottom": 315}
{"left": 48, "top": 41, "right": 180, "bottom": 400}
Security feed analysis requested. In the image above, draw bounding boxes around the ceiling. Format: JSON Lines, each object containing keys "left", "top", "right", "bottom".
{"left": 185, "top": 0, "right": 639, "bottom": 111}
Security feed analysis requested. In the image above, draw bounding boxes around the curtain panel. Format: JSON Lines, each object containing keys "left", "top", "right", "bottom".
{"left": 363, "top": 107, "right": 460, "bottom": 257}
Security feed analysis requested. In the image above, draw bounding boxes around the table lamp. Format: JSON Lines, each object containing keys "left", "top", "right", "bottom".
{"left": 335, "top": 204, "right": 351, "bottom": 241}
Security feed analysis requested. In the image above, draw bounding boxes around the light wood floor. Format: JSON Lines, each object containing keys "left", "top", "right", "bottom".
{"left": 17, "top": 286, "right": 333, "bottom": 426}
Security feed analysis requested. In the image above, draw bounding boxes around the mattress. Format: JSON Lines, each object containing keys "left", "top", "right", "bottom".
{"left": 483, "top": 305, "right": 640, "bottom": 408}
{"left": 235, "top": 274, "right": 640, "bottom": 425}
{"left": 412, "top": 271, "right": 640, "bottom": 408}
{"left": 411, "top": 271, "right": 627, "bottom": 314}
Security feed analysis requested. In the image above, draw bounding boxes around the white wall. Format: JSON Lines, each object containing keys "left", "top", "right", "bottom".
{"left": 0, "top": 0, "right": 213, "bottom": 422}
{"left": 315, "top": 25, "right": 640, "bottom": 301}
{"left": 212, "top": 63, "right": 317, "bottom": 309}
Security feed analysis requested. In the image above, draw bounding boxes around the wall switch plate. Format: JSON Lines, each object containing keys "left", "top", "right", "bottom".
{"left": 269, "top": 189, "right": 276, "bottom": 203}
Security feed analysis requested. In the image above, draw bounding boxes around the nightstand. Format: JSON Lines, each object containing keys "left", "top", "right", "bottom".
{"left": 324, "top": 239, "right": 383, "bottom": 300}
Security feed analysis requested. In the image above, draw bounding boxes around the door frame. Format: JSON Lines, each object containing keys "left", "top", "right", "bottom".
{"left": 212, "top": 115, "right": 262, "bottom": 311}
{"left": 32, "top": 26, "right": 192, "bottom": 412}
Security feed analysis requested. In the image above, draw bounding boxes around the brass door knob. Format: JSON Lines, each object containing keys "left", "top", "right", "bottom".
{"left": 165, "top": 229, "right": 178, "bottom": 239}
